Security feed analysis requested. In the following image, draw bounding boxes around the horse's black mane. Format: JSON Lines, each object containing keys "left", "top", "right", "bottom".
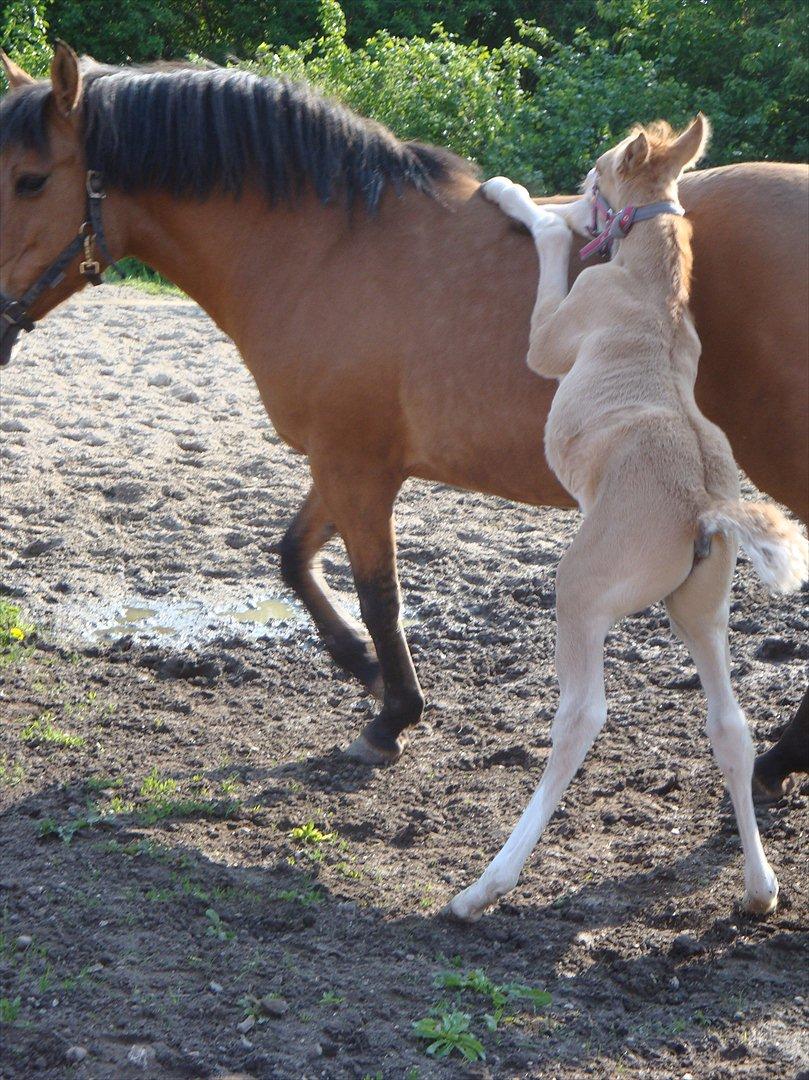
{"left": 0, "top": 61, "right": 475, "bottom": 210}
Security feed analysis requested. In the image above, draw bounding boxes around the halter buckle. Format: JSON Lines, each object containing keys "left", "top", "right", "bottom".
{"left": 86, "top": 170, "right": 107, "bottom": 199}
{"left": 1, "top": 299, "right": 33, "bottom": 329}
{"left": 79, "top": 225, "right": 102, "bottom": 282}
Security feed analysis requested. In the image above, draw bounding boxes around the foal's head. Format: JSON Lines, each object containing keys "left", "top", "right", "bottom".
{"left": 592, "top": 114, "right": 710, "bottom": 209}
{"left": 0, "top": 45, "right": 91, "bottom": 338}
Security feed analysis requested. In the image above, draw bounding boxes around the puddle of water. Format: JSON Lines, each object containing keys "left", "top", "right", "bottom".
{"left": 123, "top": 606, "right": 157, "bottom": 622}
{"left": 59, "top": 588, "right": 419, "bottom": 651}
{"left": 84, "top": 593, "right": 301, "bottom": 648}
{"left": 229, "top": 599, "right": 296, "bottom": 624}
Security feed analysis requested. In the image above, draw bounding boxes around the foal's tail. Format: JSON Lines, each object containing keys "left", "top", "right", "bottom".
{"left": 697, "top": 501, "right": 809, "bottom": 593}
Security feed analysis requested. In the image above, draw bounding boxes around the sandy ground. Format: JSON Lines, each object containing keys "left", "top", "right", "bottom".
{"left": 0, "top": 287, "right": 807, "bottom": 1080}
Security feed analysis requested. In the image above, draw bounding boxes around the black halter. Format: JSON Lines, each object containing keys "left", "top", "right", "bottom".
{"left": 0, "top": 169, "right": 121, "bottom": 366}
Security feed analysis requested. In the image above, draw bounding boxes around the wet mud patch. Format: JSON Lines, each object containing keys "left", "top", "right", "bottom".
{"left": 1, "top": 290, "right": 807, "bottom": 1078}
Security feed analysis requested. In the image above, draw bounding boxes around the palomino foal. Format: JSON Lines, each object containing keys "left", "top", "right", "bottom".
{"left": 449, "top": 116, "right": 809, "bottom": 922}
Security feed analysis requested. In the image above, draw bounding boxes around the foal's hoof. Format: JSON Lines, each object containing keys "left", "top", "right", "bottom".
{"left": 481, "top": 176, "right": 513, "bottom": 203}
{"left": 741, "top": 889, "right": 779, "bottom": 917}
{"left": 344, "top": 732, "right": 404, "bottom": 767}
{"left": 442, "top": 886, "right": 487, "bottom": 924}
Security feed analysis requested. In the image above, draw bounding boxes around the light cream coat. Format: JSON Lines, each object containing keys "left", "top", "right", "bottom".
{"left": 449, "top": 117, "right": 808, "bottom": 923}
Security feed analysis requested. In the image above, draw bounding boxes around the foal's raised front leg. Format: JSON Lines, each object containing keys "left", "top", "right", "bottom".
{"left": 280, "top": 484, "right": 382, "bottom": 697}
{"left": 310, "top": 459, "right": 424, "bottom": 765}
{"left": 482, "top": 178, "right": 580, "bottom": 378}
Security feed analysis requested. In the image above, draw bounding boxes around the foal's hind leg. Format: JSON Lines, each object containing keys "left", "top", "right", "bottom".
{"left": 280, "top": 485, "right": 382, "bottom": 697}
{"left": 448, "top": 499, "right": 696, "bottom": 922}
{"left": 666, "top": 539, "right": 778, "bottom": 914}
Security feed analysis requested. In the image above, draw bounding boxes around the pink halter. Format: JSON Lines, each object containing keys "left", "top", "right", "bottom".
{"left": 579, "top": 180, "right": 685, "bottom": 261}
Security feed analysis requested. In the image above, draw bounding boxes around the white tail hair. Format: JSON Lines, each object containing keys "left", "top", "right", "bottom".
{"left": 697, "top": 501, "right": 809, "bottom": 593}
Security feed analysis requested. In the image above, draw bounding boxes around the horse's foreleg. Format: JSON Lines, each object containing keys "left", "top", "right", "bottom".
{"left": 280, "top": 485, "right": 383, "bottom": 697}
{"left": 753, "top": 686, "right": 809, "bottom": 800}
{"left": 311, "top": 463, "right": 424, "bottom": 765}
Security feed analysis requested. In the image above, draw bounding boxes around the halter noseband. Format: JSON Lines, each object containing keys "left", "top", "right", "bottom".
{"left": 0, "top": 169, "right": 121, "bottom": 366}
{"left": 579, "top": 179, "right": 685, "bottom": 261}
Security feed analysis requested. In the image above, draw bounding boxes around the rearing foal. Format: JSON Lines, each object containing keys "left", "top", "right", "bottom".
{"left": 448, "top": 116, "right": 807, "bottom": 922}
{"left": 1, "top": 47, "right": 807, "bottom": 771}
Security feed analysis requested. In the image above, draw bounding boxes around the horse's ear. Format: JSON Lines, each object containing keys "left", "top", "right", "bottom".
{"left": 618, "top": 130, "right": 649, "bottom": 178}
{"left": 666, "top": 113, "right": 711, "bottom": 173}
{"left": 50, "top": 40, "right": 83, "bottom": 118}
{"left": 0, "top": 49, "right": 36, "bottom": 89}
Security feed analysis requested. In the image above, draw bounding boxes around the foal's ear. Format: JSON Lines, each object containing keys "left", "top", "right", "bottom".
{"left": 50, "top": 41, "right": 83, "bottom": 118}
{"left": 667, "top": 113, "right": 711, "bottom": 173}
{"left": 0, "top": 49, "right": 36, "bottom": 90}
{"left": 618, "top": 130, "right": 650, "bottom": 178}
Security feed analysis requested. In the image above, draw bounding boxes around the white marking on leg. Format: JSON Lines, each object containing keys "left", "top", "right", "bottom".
{"left": 681, "top": 625, "right": 778, "bottom": 914}
{"left": 449, "top": 617, "right": 608, "bottom": 921}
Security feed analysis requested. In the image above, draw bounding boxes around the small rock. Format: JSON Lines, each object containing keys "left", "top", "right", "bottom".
{"left": 127, "top": 1045, "right": 155, "bottom": 1069}
{"left": 65, "top": 1046, "right": 87, "bottom": 1064}
{"left": 147, "top": 370, "right": 172, "bottom": 387}
{"left": 0, "top": 419, "right": 30, "bottom": 433}
{"left": 176, "top": 437, "right": 207, "bottom": 453}
{"left": 755, "top": 636, "right": 808, "bottom": 661}
{"left": 209, "top": 981, "right": 223, "bottom": 994}
{"left": 236, "top": 1016, "right": 255, "bottom": 1034}
{"left": 22, "top": 537, "right": 63, "bottom": 558}
{"left": 16, "top": 935, "right": 32, "bottom": 948}
{"left": 260, "top": 996, "right": 288, "bottom": 1018}
{"left": 669, "top": 976, "right": 680, "bottom": 989}
{"left": 669, "top": 933, "right": 705, "bottom": 958}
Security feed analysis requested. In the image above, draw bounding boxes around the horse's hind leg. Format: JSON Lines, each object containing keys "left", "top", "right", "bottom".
{"left": 753, "top": 686, "right": 809, "bottom": 801}
{"left": 666, "top": 538, "right": 778, "bottom": 914}
{"left": 280, "top": 485, "right": 382, "bottom": 697}
{"left": 310, "top": 460, "right": 424, "bottom": 765}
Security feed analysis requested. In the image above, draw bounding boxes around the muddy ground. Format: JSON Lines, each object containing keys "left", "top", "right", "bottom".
{"left": 1, "top": 288, "right": 807, "bottom": 1080}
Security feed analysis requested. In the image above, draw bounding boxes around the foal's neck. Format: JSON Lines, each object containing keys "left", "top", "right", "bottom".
{"left": 614, "top": 207, "right": 693, "bottom": 316}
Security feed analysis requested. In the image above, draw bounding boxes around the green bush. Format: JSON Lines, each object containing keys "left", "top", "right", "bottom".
{"left": 3, "top": 0, "right": 806, "bottom": 194}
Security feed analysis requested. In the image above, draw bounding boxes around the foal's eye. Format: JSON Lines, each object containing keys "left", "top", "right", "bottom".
{"left": 15, "top": 173, "right": 49, "bottom": 197}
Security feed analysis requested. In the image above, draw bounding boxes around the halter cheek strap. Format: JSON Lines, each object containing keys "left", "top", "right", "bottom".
{"left": 580, "top": 181, "right": 685, "bottom": 261}
{"left": 0, "top": 169, "right": 122, "bottom": 363}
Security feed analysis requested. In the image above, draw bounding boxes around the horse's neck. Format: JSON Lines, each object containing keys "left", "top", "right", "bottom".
{"left": 121, "top": 189, "right": 344, "bottom": 340}
{"left": 119, "top": 184, "right": 477, "bottom": 350}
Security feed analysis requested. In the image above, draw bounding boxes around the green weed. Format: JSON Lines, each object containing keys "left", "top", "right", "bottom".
{"left": 204, "top": 908, "right": 236, "bottom": 942}
{"left": 0, "top": 601, "right": 34, "bottom": 665}
{"left": 21, "top": 713, "right": 85, "bottom": 749}
{"left": 412, "top": 1011, "right": 485, "bottom": 1062}
{"left": 0, "top": 756, "right": 25, "bottom": 787}
{"left": 0, "top": 996, "right": 21, "bottom": 1023}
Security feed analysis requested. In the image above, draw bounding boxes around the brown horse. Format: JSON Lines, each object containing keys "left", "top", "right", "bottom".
{"left": 1, "top": 46, "right": 807, "bottom": 775}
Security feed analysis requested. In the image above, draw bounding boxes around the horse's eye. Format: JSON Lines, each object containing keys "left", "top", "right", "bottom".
{"left": 15, "top": 173, "right": 49, "bottom": 197}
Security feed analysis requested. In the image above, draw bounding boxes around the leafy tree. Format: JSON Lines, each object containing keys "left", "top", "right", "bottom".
{"left": 2, "top": 0, "right": 50, "bottom": 76}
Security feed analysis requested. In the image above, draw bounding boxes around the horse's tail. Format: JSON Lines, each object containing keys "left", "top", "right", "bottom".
{"left": 696, "top": 500, "right": 809, "bottom": 593}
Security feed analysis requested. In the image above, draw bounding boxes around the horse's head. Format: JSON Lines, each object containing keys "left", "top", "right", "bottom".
{"left": 594, "top": 113, "right": 711, "bottom": 209}
{"left": 0, "top": 43, "right": 102, "bottom": 365}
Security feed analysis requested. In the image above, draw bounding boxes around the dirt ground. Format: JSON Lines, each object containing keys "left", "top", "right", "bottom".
{"left": 1, "top": 288, "right": 807, "bottom": 1080}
